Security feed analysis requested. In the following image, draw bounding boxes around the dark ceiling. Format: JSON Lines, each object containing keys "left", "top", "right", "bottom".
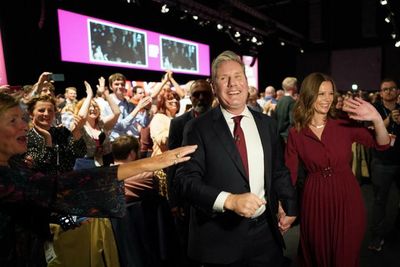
{"left": 147, "top": 0, "right": 400, "bottom": 51}
{"left": 0, "top": 0, "right": 399, "bottom": 87}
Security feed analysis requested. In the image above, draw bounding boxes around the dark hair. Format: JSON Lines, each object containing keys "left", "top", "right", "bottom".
{"left": 112, "top": 135, "right": 139, "bottom": 161}
{"left": 293, "top": 72, "right": 337, "bottom": 131}
{"left": 190, "top": 79, "right": 213, "bottom": 95}
{"left": 108, "top": 73, "right": 126, "bottom": 87}
{"left": 381, "top": 78, "right": 398, "bottom": 87}
{"left": 132, "top": 85, "right": 144, "bottom": 95}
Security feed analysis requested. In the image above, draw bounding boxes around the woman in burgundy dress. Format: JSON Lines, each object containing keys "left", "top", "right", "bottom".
{"left": 285, "top": 72, "right": 390, "bottom": 267}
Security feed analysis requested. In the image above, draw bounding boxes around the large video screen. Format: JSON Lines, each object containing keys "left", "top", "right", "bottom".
{"left": 58, "top": 9, "right": 210, "bottom": 76}
{"left": 0, "top": 30, "right": 7, "bottom": 86}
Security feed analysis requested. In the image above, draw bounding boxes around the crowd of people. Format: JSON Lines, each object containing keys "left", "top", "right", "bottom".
{"left": 0, "top": 50, "right": 399, "bottom": 267}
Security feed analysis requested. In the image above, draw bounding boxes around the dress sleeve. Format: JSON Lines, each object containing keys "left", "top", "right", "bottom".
{"left": 53, "top": 166, "right": 125, "bottom": 218}
{"left": 0, "top": 166, "right": 56, "bottom": 206}
{"left": 285, "top": 128, "right": 300, "bottom": 186}
{"left": 0, "top": 164, "right": 125, "bottom": 218}
{"left": 350, "top": 122, "right": 390, "bottom": 151}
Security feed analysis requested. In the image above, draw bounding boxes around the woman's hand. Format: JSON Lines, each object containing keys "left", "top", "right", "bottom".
{"left": 84, "top": 81, "right": 94, "bottom": 99}
{"left": 33, "top": 121, "right": 52, "bottom": 146}
{"left": 342, "top": 97, "right": 381, "bottom": 123}
{"left": 155, "top": 145, "right": 197, "bottom": 168}
{"left": 96, "top": 76, "right": 107, "bottom": 96}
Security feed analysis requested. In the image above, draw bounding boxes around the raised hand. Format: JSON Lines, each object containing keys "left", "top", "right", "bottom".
{"left": 342, "top": 97, "right": 381, "bottom": 123}
{"left": 83, "top": 81, "right": 94, "bottom": 98}
{"left": 32, "top": 121, "right": 52, "bottom": 146}
{"left": 96, "top": 76, "right": 107, "bottom": 95}
{"left": 136, "top": 96, "right": 152, "bottom": 110}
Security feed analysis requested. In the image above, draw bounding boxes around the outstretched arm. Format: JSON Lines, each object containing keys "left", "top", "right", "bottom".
{"left": 117, "top": 145, "right": 197, "bottom": 181}
{"left": 343, "top": 97, "right": 390, "bottom": 145}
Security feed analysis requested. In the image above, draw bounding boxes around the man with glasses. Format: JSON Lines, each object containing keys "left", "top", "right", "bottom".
{"left": 167, "top": 79, "right": 214, "bottom": 267}
{"left": 368, "top": 78, "right": 400, "bottom": 251}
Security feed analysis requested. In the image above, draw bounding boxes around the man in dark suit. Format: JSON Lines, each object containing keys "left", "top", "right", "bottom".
{"left": 175, "top": 50, "right": 297, "bottom": 267}
{"left": 167, "top": 79, "right": 214, "bottom": 266}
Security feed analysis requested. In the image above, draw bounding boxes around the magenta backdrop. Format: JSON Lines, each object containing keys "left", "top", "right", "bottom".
{"left": 58, "top": 9, "right": 210, "bottom": 76}
{"left": 0, "top": 30, "right": 7, "bottom": 85}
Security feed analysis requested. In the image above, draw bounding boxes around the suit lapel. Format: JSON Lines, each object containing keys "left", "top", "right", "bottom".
{"left": 251, "top": 111, "right": 272, "bottom": 192}
{"left": 211, "top": 108, "right": 248, "bottom": 180}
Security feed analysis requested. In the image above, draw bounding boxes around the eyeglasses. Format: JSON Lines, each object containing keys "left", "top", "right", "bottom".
{"left": 381, "top": 87, "right": 398, "bottom": 93}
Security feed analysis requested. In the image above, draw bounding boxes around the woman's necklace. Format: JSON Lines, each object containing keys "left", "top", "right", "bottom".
{"left": 310, "top": 118, "right": 327, "bottom": 129}
{"left": 310, "top": 123, "right": 325, "bottom": 129}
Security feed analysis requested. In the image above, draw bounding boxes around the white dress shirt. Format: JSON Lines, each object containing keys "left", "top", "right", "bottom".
{"left": 213, "top": 106, "right": 266, "bottom": 218}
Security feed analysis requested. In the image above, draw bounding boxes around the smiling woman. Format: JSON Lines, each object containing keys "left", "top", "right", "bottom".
{"left": 0, "top": 92, "right": 197, "bottom": 266}
{"left": 285, "top": 72, "right": 390, "bottom": 267}
{"left": 150, "top": 88, "right": 181, "bottom": 157}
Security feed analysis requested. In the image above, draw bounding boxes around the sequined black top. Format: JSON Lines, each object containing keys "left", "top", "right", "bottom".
{"left": 26, "top": 126, "right": 87, "bottom": 174}
{"left": 0, "top": 161, "right": 125, "bottom": 266}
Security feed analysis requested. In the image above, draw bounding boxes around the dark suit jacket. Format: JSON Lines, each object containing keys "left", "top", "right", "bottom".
{"left": 273, "top": 95, "right": 295, "bottom": 142}
{"left": 176, "top": 106, "right": 297, "bottom": 264}
{"left": 167, "top": 110, "right": 195, "bottom": 208}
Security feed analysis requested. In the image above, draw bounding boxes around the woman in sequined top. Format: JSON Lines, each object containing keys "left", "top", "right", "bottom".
{"left": 25, "top": 95, "right": 86, "bottom": 175}
{"left": 0, "top": 92, "right": 197, "bottom": 266}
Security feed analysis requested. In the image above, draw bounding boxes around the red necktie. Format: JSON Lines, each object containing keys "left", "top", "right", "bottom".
{"left": 233, "top": 116, "right": 249, "bottom": 178}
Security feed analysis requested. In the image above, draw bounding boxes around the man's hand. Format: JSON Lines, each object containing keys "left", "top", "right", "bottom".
{"left": 224, "top": 193, "right": 266, "bottom": 218}
{"left": 277, "top": 201, "right": 296, "bottom": 234}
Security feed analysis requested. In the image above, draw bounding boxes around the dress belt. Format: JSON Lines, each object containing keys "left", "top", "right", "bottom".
{"left": 308, "top": 166, "right": 349, "bottom": 178}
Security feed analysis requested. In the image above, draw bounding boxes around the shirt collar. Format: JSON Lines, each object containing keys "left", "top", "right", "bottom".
{"left": 220, "top": 105, "right": 252, "bottom": 121}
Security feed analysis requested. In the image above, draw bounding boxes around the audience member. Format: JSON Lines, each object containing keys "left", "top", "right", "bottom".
{"left": 368, "top": 78, "right": 400, "bottom": 251}
{"left": 247, "top": 86, "right": 263, "bottom": 113}
{"left": 107, "top": 73, "right": 152, "bottom": 141}
{"left": 167, "top": 79, "right": 213, "bottom": 267}
{"left": 74, "top": 78, "right": 120, "bottom": 168}
{"left": 274, "top": 77, "right": 298, "bottom": 146}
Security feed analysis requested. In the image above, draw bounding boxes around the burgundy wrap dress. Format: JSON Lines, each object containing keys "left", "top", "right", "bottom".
{"left": 285, "top": 118, "right": 388, "bottom": 267}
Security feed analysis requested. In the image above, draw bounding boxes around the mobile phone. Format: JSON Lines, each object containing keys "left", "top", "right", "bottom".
{"left": 49, "top": 73, "right": 65, "bottom": 82}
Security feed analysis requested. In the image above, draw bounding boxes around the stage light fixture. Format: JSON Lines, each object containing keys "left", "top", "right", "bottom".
{"left": 392, "top": 32, "right": 397, "bottom": 39}
{"left": 385, "top": 16, "right": 391, "bottom": 23}
{"left": 395, "top": 40, "right": 400, "bottom": 47}
{"left": 217, "top": 24, "right": 223, "bottom": 30}
{"left": 380, "top": 0, "right": 388, "bottom": 6}
{"left": 251, "top": 37, "right": 257, "bottom": 43}
{"left": 193, "top": 15, "right": 198, "bottom": 20}
{"left": 280, "top": 41, "right": 285, "bottom": 46}
{"left": 161, "top": 4, "right": 169, "bottom": 13}
{"left": 234, "top": 31, "right": 241, "bottom": 38}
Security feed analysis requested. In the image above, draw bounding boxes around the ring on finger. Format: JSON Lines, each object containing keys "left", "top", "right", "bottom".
{"left": 174, "top": 159, "right": 178, "bottom": 165}
{"left": 175, "top": 153, "right": 181, "bottom": 158}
